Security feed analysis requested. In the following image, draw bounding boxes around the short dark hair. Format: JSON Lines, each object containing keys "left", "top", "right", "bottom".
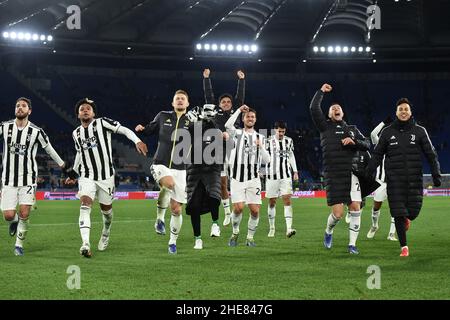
{"left": 245, "top": 107, "right": 257, "bottom": 117}
{"left": 274, "top": 121, "right": 287, "bottom": 129}
{"left": 396, "top": 97, "right": 411, "bottom": 107}
{"left": 16, "top": 97, "right": 32, "bottom": 109}
{"left": 75, "top": 98, "right": 97, "bottom": 115}
{"left": 174, "top": 89, "right": 189, "bottom": 100}
{"left": 219, "top": 93, "right": 233, "bottom": 103}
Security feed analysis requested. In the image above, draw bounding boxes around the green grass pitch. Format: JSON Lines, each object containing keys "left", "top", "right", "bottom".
{"left": 0, "top": 197, "right": 448, "bottom": 300}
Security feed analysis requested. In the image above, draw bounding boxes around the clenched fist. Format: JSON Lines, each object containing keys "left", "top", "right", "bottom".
{"left": 321, "top": 84, "right": 332, "bottom": 93}
{"left": 203, "top": 68, "right": 210, "bottom": 78}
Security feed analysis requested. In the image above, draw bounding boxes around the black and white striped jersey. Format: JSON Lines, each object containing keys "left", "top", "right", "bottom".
{"left": 265, "top": 135, "right": 298, "bottom": 180}
{"left": 228, "top": 129, "right": 270, "bottom": 182}
{"left": 73, "top": 117, "right": 121, "bottom": 181}
{"left": 1, "top": 120, "right": 63, "bottom": 187}
{"left": 371, "top": 122, "right": 386, "bottom": 182}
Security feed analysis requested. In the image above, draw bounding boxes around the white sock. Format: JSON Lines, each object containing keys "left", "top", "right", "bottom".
{"left": 372, "top": 209, "right": 380, "bottom": 228}
{"left": 157, "top": 187, "right": 170, "bottom": 221}
{"left": 169, "top": 213, "right": 182, "bottom": 245}
{"left": 268, "top": 206, "right": 276, "bottom": 230}
{"left": 79, "top": 205, "right": 91, "bottom": 246}
{"left": 389, "top": 217, "right": 396, "bottom": 234}
{"left": 101, "top": 209, "right": 113, "bottom": 236}
{"left": 284, "top": 206, "right": 293, "bottom": 230}
{"left": 349, "top": 210, "right": 361, "bottom": 246}
{"left": 15, "top": 217, "right": 29, "bottom": 248}
{"left": 231, "top": 211, "right": 242, "bottom": 234}
{"left": 222, "top": 198, "right": 231, "bottom": 216}
{"left": 247, "top": 215, "right": 259, "bottom": 240}
{"left": 325, "top": 213, "right": 340, "bottom": 234}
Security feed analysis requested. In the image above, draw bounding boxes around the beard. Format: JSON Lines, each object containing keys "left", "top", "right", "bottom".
{"left": 15, "top": 113, "right": 28, "bottom": 120}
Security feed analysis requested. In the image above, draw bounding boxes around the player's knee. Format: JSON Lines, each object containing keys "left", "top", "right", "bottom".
{"left": 348, "top": 202, "right": 361, "bottom": 212}
{"left": 233, "top": 204, "right": 243, "bottom": 214}
{"left": 170, "top": 202, "right": 182, "bottom": 215}
{"left": 100, "top": 204, "right": 112, "bottom": 211}
{"left": 3, "top": 211, "right": 16, "bottom": 221}
{"left": 269, "top": 199, "right": 276, "bottom": 208}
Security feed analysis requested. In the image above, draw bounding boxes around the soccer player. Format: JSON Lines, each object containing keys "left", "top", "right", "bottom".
{"left": 1, "top": 97, "right": 76, "bottom": 256}
{"left": 265, "top": 121, "right": 299, "bottom": 238}
{"left": 366, "top": 98, "right": 441, "bottom": 257}
{"left": 310, "top": 84, "right": 372, "bottom": 254}
{"left": 203, "top": 68, "right": 245, "bottom": 228}
{"left": 225, "top": 105, "right": 271, "bottom": 247}
{"left": 366, "top": 117, "right": 397, "bottom": 241}
{"left": 135, "top": 90, "right": 191, "bottom": 254}
{"left": 68, "top": 98, "right": 148, "bottom": 258}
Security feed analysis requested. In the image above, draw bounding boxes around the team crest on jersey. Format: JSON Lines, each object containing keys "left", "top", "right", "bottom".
{"left": 27, "top": 133, "right": 31, "bottom": 141}
{"left": 185, "top": 120, "right": 190, "bottom": 126}
{"left": 410, "top": 134, "right": 416, "bottom": 144}
{"left": 348, "top": 131, "right": 355, "bottom": 139}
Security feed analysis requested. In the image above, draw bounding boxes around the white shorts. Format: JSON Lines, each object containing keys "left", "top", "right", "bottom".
{"left": 230, "top": 178, "right": 262, "bottom": 205}
{"left": 373, "top": 181, "right": 387, "bottom": 202}
{"left": 150, "top": 164, "right": 187, "bottom": 204}
{"left": 77, "top": 176, "right": 115, "bottom": 205}
{"left": 265, "top": 178, "right": 293, "bottom": 198}
{"left": 350, "top": 173, "right": 362, "bottom": 202}
{"left": 1, "top": 185, "right": 36, "bottom": 211}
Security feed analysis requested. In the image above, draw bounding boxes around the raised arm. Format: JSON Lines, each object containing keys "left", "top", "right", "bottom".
{"left": 371, "top": 116, "right": 392, "bottom": 145}
{"left": 234, "top": 70, "right": 245, "bottom": 107}
{"left": 225, "top": 105, "right": 248, "bottom": 136}
{"left": 203, "top": 68, "right": 215, "bottom": 104}
{"left": 310, "top": 84, "right": 331, "bottom": 132}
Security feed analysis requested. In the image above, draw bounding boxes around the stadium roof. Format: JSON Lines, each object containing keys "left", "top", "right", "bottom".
{"left": 1, "top": 0, "right": 450, "bottom": 64}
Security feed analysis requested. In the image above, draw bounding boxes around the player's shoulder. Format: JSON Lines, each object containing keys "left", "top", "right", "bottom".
{"left": 99, "top": 116, "right": 119, "bottom": 124}
{"left": 284, "top": 135, "right": 293, "bottom": 142}
{"left": 1, "top": 119, "right": 15, "bottom": 126}
{"left": 28, "top": 121, "right": 43, "bottom": 131}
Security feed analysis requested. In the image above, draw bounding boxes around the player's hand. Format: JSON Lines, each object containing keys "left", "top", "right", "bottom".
{"left": 321, "top": 84, "right": 332, "bottom": 93}
{"left": 239, "top": 105, "right": 249, "bottom": 113}
{"left": 64, "top": 177, "right": 77, "bottom": 185}
{"left": 433, "top": 174, "right": 442, "bottom": 187}
{"left": 342, "top": 137, "right": 355, "bottom": 146}
{"left": 293, "top": 172, "right": 299, "bottom": 181}
{"left": 222, "top": 132, "right": 230, "bottom": 141}
{"left": 186, "top": 108, "right": 199, "bottom": 122}
{"left": 135, "top": 124, "right": 145, "bottom": 132}
{"left": 203, "top": 68, "right": 210, "bottom": 78}
{"left": 136, "top": 141, "right": 148, "bottom": 156}
{"left": 237, "top": 70, "right": 245, "bottom": 79}
{"left": 383, "top": 116, "right": 393, "bottom": 125}
{"left": 255, "top": 139, "right": 262, "bottom": 147}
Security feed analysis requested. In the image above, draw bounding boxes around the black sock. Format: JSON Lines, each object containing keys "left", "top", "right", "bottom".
{"left": 394, "top": 216, "right": 407, "bottom": 247}
{"left": 191, "top": 214, "right": 201, "bottom": 238}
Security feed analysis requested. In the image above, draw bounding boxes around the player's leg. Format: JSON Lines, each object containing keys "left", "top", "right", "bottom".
{"left": 209, "top": 196, "right": 220, "bottom": 237}
{"left": 347, "top": 200, "right": 362, "bottom": 254}
{"left": 367, "top": 182, "right": 386, "bottom": 238}
{"left": 14, "top": 185, "right": 35, "bottom": 256}
{"left": 267, "top": 198, "right": 277, "bottom": 237}
{"left": 245, "top": 178, "right": 263, "bottom": 246}
{"left": 167, "top": 169, "right": 187, "bottom": 254}
{"left": 1, "top": 186, "right": 19, "bottom": 237}
{"left": 265, "top": 178, "right": 279, "bottom": 237}
{"left": 228, "top": 178, "right": 246, "bottom": 246}
{"left": 280, "top": 178, "right": 295, "bottom": 238}
{"left": 324, "top": 203, "right": 344, "bottom": 249}
{"left": 97, "top": 176, "right": 115, "bottom": 251}
{"left": 221, "top": 173, "right": 232, "bottom": 226}
{"left": 282, "top": 195, "right": 296, "bottom": 237}
{"left": 77, "top": 177, "right": 97, "bottom": 258}
{"left": 151, "top": 164, "right": 174, "bottom": 235}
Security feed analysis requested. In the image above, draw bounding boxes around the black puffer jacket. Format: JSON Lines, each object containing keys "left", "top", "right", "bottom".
{"left": 367, "top": 118, "right": 441, "bottom": 218}
{"left": 185, "top": 119, "right": 222, "bottom": 216}
{"left": 310, "top": 90, "right": 371, "bottom": 206}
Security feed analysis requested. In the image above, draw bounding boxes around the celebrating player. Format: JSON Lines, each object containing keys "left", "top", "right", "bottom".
{"left": 1, "top": 97, "right": 76, "bottom": 256}
{"left": 68, "top": 98, "right": 148, "bottom": 258}
{"left": 225, "top": 105, "right": 271, "bottom": 247}
{"left": 265, "top": 121, "right": 299, "bottom": 238}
